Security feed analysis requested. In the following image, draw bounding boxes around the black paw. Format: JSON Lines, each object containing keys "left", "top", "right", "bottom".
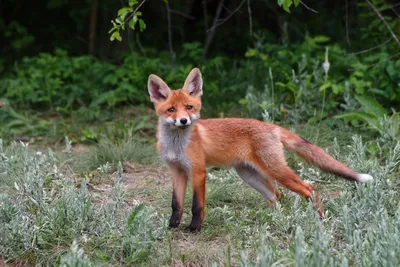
{"left": 187, "top": 222, "right": 201, "bottom": 232}
{"left": 168, "top": 213, "right": 181, "bottom": 228}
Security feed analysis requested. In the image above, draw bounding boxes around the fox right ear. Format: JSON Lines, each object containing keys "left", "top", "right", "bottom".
{"left": 148, "top": 74, "right": 171, "bottom": 103}
{"left": 182, "top": 68, "right": 203, "bottom": 97}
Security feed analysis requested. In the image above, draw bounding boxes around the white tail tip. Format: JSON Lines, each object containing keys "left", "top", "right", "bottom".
{"left": 357, "top": 174, "right": 374, "bottom": 183}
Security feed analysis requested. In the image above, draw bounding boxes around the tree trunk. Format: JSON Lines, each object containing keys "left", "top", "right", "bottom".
{"left": 88, "top": 0, "right": 99, "bottom": 55}
{"left": 201, "top": 0, "right": 224, "bottom": 64}
{"left": 398, "top": 18, "right": 400, "bottom": 37}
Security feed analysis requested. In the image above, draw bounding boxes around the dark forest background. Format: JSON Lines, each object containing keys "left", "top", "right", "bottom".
{"left": 1, "top": 0, "right": 400, "bottom": 141}
{"left": 1, "top": 0, "right": 399, "bottom": 59}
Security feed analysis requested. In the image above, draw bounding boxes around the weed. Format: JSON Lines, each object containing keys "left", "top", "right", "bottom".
{"left": 0, "top": 140, "right": 164, "bottom": 266}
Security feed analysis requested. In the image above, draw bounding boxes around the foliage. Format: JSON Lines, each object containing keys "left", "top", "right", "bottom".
{"left": 0, "top": 49, "right": 115, "bottom": 109}
{"left": 0, "top": 141, "right": 164, "bottom": 266}
{"left": 277, "top": 0, "right": 300, "bottom": 13}
{"left": 1, "top": 40, "right": 398, "bottom": 113}
{"left": 335, "top": 94, "right": 394, "bottom": 131}
{"left": 1, "top": 36, "right": 399, "bottom": 141}
{"left": 111, "top": 0, "right": 301, "bottom": 42}
{"left": 1, "top": 0, "right": 399, "bottom": 68}
{"left": 109, "top": 0, "right": 147, "bottom": 42}
{"left": 59, "top": 241, "right": 91, "bottom": 267}
{"left": 0, "top": 99, "right": 53, "bottom": 140}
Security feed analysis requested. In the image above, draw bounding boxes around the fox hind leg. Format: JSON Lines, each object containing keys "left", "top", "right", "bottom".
{"left": 253, "top": 145, "right": 324, "bottom": 218}
{"left": 235, "top": 164, "right": 281, "bottom": 203}
{"left": 261, "top": 164, "right": 324, "bottom": 218}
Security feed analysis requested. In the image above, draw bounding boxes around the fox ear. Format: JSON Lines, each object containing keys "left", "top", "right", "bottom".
{"left": 182, "top": 68, "right": 203, "bottom": 97}
{"left": 148, "top": 74, "right": 171, "bottom": 103}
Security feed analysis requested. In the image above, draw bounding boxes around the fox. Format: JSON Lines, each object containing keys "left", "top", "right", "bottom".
{"left": 147, "top": 68, "right": 373, "bottom": 231}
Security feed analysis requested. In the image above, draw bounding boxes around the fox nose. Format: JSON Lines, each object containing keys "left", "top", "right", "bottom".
{"left": 180, "top": 118, "right": 188, "bottom": 125}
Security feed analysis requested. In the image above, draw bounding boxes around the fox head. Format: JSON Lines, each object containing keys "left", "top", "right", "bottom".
{"left": 148, "top": 68, "right": 203, "bottom": 129}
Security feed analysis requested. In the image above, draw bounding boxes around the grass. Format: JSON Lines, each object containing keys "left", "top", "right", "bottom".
{"left": 73, "top": 134, "right": 159, "bottom": 172}
{"left": 0, "top": 120, "right": 399, "bottom": 266}
{"left": 0, "top": 105, "right": 157, "bottom": 147}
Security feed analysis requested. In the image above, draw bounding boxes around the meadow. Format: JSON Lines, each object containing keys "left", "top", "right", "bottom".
{"left": 1, "top": 108, "right": 399, "bottom": 266}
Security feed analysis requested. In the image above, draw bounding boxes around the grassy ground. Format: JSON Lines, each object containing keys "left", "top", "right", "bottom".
{"left": 0, "top": 121, "right": 399, "bottom": 266}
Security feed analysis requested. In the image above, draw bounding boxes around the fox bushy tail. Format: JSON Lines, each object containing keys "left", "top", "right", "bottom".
{"left": 280, "top": 128, "right": 373, "bottom": 183}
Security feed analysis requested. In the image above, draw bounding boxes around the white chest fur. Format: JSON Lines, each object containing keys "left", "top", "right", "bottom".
{"left": 158, "top": 124, "right": 192, "bottom": 171}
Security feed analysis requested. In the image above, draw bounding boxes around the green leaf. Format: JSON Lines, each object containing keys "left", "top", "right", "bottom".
{"left": 283, "top": 0, "right": 293, "bottom": 13}
{"left": 319, "top": 82, "right": 331, "bottom": 92}
{"left": 335, "top": 112, "right": 380, "bottom": 130}
{"left": 139, "top": 19, "right": 146, "bottom": 32}
{"left": 388, "top": 111, "right": 400, "bottom": 140}
{"left": 238, "top": 98, "right": 248, "bottom": 105}
{"left": 332, "top": 84, "right": 345, "bottom": 95}
{"left": 117, "top": 7, "right": 129, "bottom": 16}
{"left": 110, "top": 31, "right": 122, "bottom": 41}
{"left": 355, "top": 95, "right": 386, "bottom": 118}
{"left": 117, "top": 7, "right": 131, "bottom": 20}
{"left": 108, "top": 25, "right": 118, "bottom": 34}
{"left": 277, "top": 0, "right": 300, "bottom": 12}
{"left": 129, "top": 0, "right": 138, "bottom": 7}
{"left": 127, "top": 204, "right": 145, "bottom": 227}
{"left": 115, "top": 17, "right": 123, "bottom": 25}
{"left": 128, "top": 17, "right": 137, "bottom": 30}
{"left": 245, "top": 48, "right": 257, "bottom": 58}
{"left": 275, "top": 82, "right": 287, "bottom": 88}
{"left": 259, "top": 53, "right": 268, "bottom": 61}
{"left": 312, "top": 35, "right": 331, "bottom": 43}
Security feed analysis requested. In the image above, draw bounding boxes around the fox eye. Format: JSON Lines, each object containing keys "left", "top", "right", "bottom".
{"left": 168, "top": 107, "right": 175, "bottom": 112}
{"left": 186, "top": 105, "right": 193, "bottom": 110}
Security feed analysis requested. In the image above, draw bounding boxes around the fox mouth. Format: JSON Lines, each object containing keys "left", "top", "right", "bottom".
{"left": 175, "top": 124, "right": 190, "bottom": 129}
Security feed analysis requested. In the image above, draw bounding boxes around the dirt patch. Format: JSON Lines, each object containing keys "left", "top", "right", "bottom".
{"left": 72, "top": 143, "right": 90, "bottom": 153}
{"left": 169, "top": 232, "right": 230, "bottom": 266}
{"left": 86, "top": 161, "right": 171, "bottom": 205}
{"left": 122, "top": 161, "right": 171, "bottom": 204}
{"left": 124, "top": 161, "right": 169, "bottom": 189}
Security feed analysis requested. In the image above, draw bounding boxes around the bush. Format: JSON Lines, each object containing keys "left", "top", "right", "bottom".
{"left": 1, "top": 38, "right": 399, "bottom": 124}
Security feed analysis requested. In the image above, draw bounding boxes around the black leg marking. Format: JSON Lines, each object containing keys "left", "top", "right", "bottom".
{"left": 169, "top": 190, "right": 181, "bottom": 228}
{"left": 188, "top": 192, "right": 202, "bottom": 232}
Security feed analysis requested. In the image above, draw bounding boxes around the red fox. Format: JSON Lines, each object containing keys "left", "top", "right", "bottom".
{"left": 148, "top": 68, "right": 373, "bottom": 231}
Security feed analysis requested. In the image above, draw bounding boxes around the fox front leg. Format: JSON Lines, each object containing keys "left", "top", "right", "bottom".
{"left": 168, "top": 165, "right": 188, "bottom": 228}
{"left": 188, "top": 168, "right": 206, "bottom": 231}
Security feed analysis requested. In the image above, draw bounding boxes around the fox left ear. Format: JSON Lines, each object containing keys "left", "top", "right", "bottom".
{"left": 182, "top": 68, "right": 203, "bottom": 97}
{"left": 148, "top": 74, "right": 171, "bottom": 103}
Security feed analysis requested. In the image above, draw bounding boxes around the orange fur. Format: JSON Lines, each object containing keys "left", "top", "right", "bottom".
{"left": 148, "top": 68, "right": 372, "bottom": 231}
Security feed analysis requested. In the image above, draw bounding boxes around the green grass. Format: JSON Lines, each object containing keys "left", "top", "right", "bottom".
{"left": 0, "top": 122, "right": 399, "bottom": 266}
{"left": 72, "top": 135, "right": 159, "bottom": 172}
